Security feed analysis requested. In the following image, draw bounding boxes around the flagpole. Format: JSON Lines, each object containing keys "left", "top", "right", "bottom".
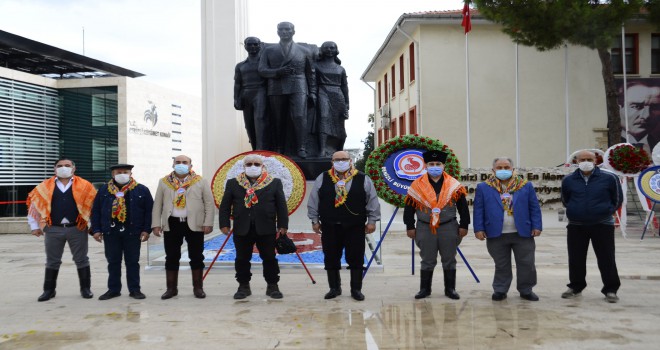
{"left": 565, "top": 45, "right": 570, "bottom": 161}
{"left": 466, "top": 32, "right": 471, "bottom": 168}
{"left": 515, "top": 43, "right": 520, "bottom": 166}
{"left": 622, "top": 24, "right": 629, "bottom": 143}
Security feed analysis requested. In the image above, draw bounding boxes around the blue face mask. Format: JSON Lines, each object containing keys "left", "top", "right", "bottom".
{"left": 427, "top": 166, "right": 444, "bottom": 177}
{"left": 174, "top": 164, "right": 190, "bottom": 175}
{"left": 495, "top": 169, "right": 513, "bottom": 180}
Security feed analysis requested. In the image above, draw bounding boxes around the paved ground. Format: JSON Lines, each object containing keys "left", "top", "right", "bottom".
{"left": 1, "top": 225, "right": 660, "bottom": 349}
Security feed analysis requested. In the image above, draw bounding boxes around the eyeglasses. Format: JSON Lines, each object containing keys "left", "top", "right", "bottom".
{"left": 245, "top": 163, "right": 262, "bottom": 167}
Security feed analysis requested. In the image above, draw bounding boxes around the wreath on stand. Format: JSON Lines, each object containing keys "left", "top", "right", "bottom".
{"left": 364, "top": 135, "right": 461, "bottom": 207}
{"left": 603, "top": 143, "right": 651, "bottom": 176}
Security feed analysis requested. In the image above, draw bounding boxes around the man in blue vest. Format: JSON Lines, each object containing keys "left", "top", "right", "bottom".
{"left": 307, "top": 151, "right": 381, "bottom": 301}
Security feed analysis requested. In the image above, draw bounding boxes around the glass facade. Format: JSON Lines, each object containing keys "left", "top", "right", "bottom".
{"left": 0, "top": 80, "right": 119, "bottom": 218}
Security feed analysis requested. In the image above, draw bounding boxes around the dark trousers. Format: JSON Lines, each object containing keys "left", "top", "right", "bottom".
{"left": 566, "top": 223, "right": 621, "bottom": 294}
{"left": 233, "top": 224, "right": 279, "bottom": 284}
{"left": 321, "top": 223, "right": 365, "bottom": 271}
{"left": 103, "top": 230, "right": 141, "bottom": 293}
{"left": 164, "top": 217, "right": 205, "bottom": 271}
{"left": 486, "top": 233, "right": 537, "bottom": 294}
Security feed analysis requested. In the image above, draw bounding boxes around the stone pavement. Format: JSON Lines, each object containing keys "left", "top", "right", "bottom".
{"left": 1, "top": 226, "right": 660, "bottom": 349}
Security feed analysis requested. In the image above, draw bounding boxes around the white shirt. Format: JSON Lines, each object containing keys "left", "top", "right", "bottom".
{"left": 27, "top": 177, "right": 74, "bottom": 230}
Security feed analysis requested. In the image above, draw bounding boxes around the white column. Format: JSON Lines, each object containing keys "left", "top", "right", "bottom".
{"left": 201, "top": 0, "right": 250, "bottom": 180}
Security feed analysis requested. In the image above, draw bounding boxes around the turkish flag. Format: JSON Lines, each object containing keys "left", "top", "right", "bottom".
{"left": 461, "top": 1, "right": 472, "bottom": 34}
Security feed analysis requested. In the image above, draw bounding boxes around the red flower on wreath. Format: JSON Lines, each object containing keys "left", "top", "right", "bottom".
{"left": 607, "top": 144, "right": 651, "bottom": 174}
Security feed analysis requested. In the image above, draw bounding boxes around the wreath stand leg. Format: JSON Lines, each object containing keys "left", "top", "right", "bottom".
{"left": 203, "top": 231, "right": 233, "bottom": 281}
{"left": 363, "top": 207, "right": 398, "bottom": 279}
{"left": 641, "top": 202, "right": 657, "bottom": 241}
{"left": 411, "top": 238, "right": 415, "bottom": 276}
{"left": 457, "top": 247, "right": 480, "bottom": 283}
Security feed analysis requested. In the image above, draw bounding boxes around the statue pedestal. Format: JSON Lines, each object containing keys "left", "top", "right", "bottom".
{"left": 292, "top": 158, "right": 332, "bottom": 180}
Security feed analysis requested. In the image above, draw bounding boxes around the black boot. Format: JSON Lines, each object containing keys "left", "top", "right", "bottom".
{"left": 38, "top": 268, "right": 59, "bottom": 302}
{"left": 77, "top": 266, "right": 93, "bottom": 299}
{"left": 191, "top": 269, "right": 206, "bottom": 299}
{"left": 444, "top": 269, "right": 460, "bottom": 300}
{"left": 324, "top": 270, "right": 342, "bottom": 299}
{"left": 350, "top": 269, "right": 365, "bottom": 301}
{"left": 415, "top": 270, "right": 433, "bottom": 299}
{"left": 233, "top": 282, "right": 251, "bottom": 300}
{"left": 161, "top": 270, "right": 178, "bottom": 300}
{"left": 266, "top": 283, "right": 283, "bottom": 299}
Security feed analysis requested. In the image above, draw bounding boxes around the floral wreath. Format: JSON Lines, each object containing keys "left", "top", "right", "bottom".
{"left": 211, "top": 151, "right": 306, "bottom": 215}
{"left": 602, "top": 143, "right": 651, "bottom": 176}
{"left": 365, "top": 135, "right": 461, "bottom": 207}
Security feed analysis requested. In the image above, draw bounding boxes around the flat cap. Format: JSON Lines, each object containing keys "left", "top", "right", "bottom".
{"left": 109, "top": 163, "right": 134, "bottom": 171}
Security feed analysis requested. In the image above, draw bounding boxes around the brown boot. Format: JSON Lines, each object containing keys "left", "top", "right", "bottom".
{"left": 192, "top": 269, "right": 206, "bottom": 299}
{"left": 161, "top": 270, "right": 178, "bottom": 300}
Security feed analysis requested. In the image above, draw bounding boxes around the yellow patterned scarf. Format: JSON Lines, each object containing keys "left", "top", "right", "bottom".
{"left": 237, "top": 171, "right": 274, "bottom": 208}
{"left": 107, "top": 178, "right": 138, "bottom": 223}
{"left": 406, "top": 172, "right": 466, "bottom": 234}
{"left": 26, "top": 176, "right": 97, "bottom": 230}
{"left": 328, "top": 167, "right": 358, "bottom": 207}
{"left": 162, "top": 171, "right": 202, "bottom": 209}
{"left": 485, "top": 172, "right": 527, "bottom": 216}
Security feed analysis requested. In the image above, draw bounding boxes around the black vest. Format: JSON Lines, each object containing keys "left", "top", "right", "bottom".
{"left": 318, "top": 172, "right": 367, "bottom": 225}
{"left": 51, "top": 186, "right": 79, "bottom": 224}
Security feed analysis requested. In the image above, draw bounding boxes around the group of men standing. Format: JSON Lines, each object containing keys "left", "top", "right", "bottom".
{"left": 27, "top": 147, "right": 623, "bottom": 304}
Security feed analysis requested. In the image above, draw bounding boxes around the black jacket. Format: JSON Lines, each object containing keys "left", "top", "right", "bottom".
{"left": 218, "top": 177, "right": 288, "bottom": 236}
{"left": 91, "top": 182, "right": 153, "bottom": 235}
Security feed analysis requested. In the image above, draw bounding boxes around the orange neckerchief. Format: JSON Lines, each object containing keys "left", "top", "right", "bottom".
{"left": 236, "top": 170, "right": 273, "bottom": 208}
{"left": 162, "top": 171, "right": 202, "bottom": 209}
{"left": 406, "top": 172, "right": 466, "bottom": 234}
{"left": 107, "top": 178, "right": 138, "bottom": 223}
{"left": 328, "top": 167, "right": 358, "bottom": 207}
{"left": 26, "top": 176, "right": 97, "bottom": 230}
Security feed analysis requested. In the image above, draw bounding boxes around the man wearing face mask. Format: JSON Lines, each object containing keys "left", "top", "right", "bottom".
{"left": 27, "top": 158, "right": 97, "bottom": 301}
{"left": 404, "top": 150, "right": 470, "bottom": 300}
{"left": 307, "top": 151, "right": 381, "bottom": 301}
{"left": 152, "top": 155, "right": 215, "bottom": 299}
{"left": 560, "top": 150, "right": 623, "bottom": 303}
{"left": 219, "top": 154, "right": 289, "bottom": 299}
{"left": 473, "top": 157, "right": 542, "bottom": 302}
{"left": 91, "top": 164, "right": 154, "bottom": 300}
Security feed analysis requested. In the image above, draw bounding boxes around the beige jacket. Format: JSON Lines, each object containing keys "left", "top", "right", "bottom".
{"left": 152, "top": 175, "right": 215, "bottom": 232}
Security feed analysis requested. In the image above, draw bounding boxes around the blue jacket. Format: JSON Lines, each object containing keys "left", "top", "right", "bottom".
{"left": 561, "top": 167, "right": 623, "bottom": 225}
{"left": 473, "top": 181, "right": 542, "bottom": 238}
{"left": 91, "top": 182, "right": 154, "bottom": 235}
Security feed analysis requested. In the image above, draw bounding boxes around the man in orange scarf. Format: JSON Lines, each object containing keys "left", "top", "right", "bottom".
{"left": 26, "top": 158, "right": 97, "bottom": 302}
{"left": 404, "top": 150, "right": 470, "bottom": 300}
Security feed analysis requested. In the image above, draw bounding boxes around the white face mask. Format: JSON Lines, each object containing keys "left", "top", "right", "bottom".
{"left": 578, "top": 161, "right": 595, "bottom": 173}
{"left": 114, "top": 174, "right": 131, "bottom": 185}
{"left": 55, "top": 166, "right": 73, "bottom": 178}
{"left": 245, "top": 165, "right": 262, "bottom": 178}
{"left": 333, "top": 161, "right": 351, "bottom": 172}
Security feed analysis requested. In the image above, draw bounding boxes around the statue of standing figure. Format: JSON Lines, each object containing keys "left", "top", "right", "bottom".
{"left": 234, "top": 37, "right": 269, "bottom": 150}
{"left": 313, "top": 41, "right": 349, "bottom": 157}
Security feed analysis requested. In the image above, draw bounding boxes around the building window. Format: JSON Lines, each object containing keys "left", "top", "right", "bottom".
{"left": 378, "top": 129, "right": 383, "bottom": 145}
{"left": 409, "top": 42, "right": 415, "bottom": 82}
{"left": 409, "top": 106, "right": 417, "bottom": 134}
{"left": 172, "top": 148, "right": 182, "bottom": 151}
{"left": 384, "top": 128, "right": 389, "bottom": 141}
{"left": 378, "top": 81, "right": 382, "bottom": 108}
{"left": 399, "top": 114, "right": 405, "bottom": 136}
{"left": 399, "top": 55, "right": 405, "bottom": 92}
{"left": 172, "top": 121, "right": 181, "bottom": 126}
{"left": 391, "top": 65, "right": 396, "bottom": 99}
{"left": 653, "top": 34, "right": 660, "bottom": 74}
{"left": 611, "top": 33, "right": 638, "bottom": 74}
{"left": 384, "top": 73, "right": 389, "bottom": 103}
{"left": 391, "top": 119, "right": 397, "bottom": 137}
{"left": 171, "top": 104, "right": 181, "bottom": 109}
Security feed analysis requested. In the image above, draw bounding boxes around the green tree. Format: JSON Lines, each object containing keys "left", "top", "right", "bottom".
{"left": 472, "top": 0, "right": 643, "bottom": 146}
{"left": 354, "top": 113, "right": 375, "bottom": 172}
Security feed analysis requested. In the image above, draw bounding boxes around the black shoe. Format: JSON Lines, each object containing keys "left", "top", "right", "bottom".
{"left": 492, "top": 292, "right": 507, "bottom": 301}
{"left": 38, "top": 290, "right": 56, "bottom": 302}
{"left": 129, "top": 290, "right": 146, "bottom": 299}
{"left": 324, "top": 288, "right": 342, "bottom": 299}
{"left": 324, "top": 270, "right": 342, "bottom": 299}
{"left": 233, "top": 283, "right": 251, "bottom": 300}
{"left": 266, "top": 284, "right": 283, "bottom": 299}
{"left": 98, "top": 290, "right": 121, "bottom": 300}
{"left": 351, "top": 289, "right": 365, "bottom": 301}
{"left": 520, "top": 292, "right": 539, "bottom": 301}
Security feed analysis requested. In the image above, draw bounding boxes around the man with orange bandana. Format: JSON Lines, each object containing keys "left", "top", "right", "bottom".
{"left": 404, "top": 150, "right": 470, "bottom": 300}
{"left": 27, "top": 158, "right": 97, "bottom": 302}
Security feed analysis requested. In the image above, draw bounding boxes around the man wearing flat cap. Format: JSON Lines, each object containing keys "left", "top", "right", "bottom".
{"left": 404, "top": 150, "right": 470, "bottom": 300}
{"left": 91, "top": 164, "right": 154, "bottom": 300}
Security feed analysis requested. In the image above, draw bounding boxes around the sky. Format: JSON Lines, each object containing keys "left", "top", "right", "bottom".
{"left": 0, "top": 0, "right": 467, "bottom": 149}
